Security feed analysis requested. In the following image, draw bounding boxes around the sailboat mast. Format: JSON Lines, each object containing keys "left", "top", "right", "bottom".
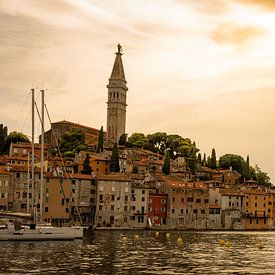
{"left": 27, "top": 152, "right": 30, "bottom": 214}
{"left": 31, "top": 88, "right": 35, "bottom": 215}
{"left": 40, "top": 90, "right": 44, "bottom": 222}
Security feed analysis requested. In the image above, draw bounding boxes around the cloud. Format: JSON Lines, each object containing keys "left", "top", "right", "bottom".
{"left": 210, "top": 23, "right": 264, "bottom": 45}
{"left": 235, "top": 0, "right": 275, "bottom": 10}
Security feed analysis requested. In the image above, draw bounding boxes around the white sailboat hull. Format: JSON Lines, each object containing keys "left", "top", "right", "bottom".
{"left": 0, "top": 225, "right": 83, "bottom": 241}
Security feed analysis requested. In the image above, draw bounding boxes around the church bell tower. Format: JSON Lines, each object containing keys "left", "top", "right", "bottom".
{"left": 106, "top": 44, "right": 128, "bottom": 144}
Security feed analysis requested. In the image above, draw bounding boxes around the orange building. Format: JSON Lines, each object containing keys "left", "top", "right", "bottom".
{"left": 243, "top": 189, "right": 273, "bottom": 229}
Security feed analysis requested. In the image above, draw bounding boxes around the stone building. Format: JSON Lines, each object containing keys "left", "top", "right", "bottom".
{"left": 43, "top": 120, "right": 105, "bottom": 149}
{"left": 106, "top": 44, "right": 128, "bottom": 144}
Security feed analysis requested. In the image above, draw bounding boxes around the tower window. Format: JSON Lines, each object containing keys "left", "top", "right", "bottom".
{"left": 117, "top": 92, "right": 119, "bottom": 98}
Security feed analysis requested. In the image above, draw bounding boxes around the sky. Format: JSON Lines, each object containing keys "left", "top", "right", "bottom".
{"left": 0, "top": 0, "right": 274, "bottom": 183}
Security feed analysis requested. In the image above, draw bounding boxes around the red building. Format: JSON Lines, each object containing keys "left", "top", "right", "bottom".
{"left": 148, "top": 193, "right": 168, "bottom": 226}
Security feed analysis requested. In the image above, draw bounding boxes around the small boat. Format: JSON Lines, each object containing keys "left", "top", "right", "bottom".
{"left": 0, "top": 220, "right": 83, "bottom": 241}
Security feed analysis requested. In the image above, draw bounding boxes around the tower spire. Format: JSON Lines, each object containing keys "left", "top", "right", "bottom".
{"left": 110, "top": 44, "right": 126, "bottom": 81}
{"left": 106, "top": 44, "right": 128, "bottom": 144}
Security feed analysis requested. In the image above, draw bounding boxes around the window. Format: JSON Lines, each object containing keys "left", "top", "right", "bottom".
{"left": 148, "top": 198, "right": 152, "bottom": 203}
{"left": 193, "top": 209, "right": 198, "bottom": 214}
{"left": 66, "top": 208, "right": 69, "bottom": 213}
{"left": 196, "top": 199, "right": 201, "bottom": 203}
{"left": 255, "top": 203, "right": 257, "bottom": 207}
{"left": 125, "top": 196, "right": 128, "bottom": 202}
{"left": 181, "top": 209, "right": 184, "bottom": 214}
{"left": 62, "top": 199, "right": 64, "bottom": 205}
{"left": 131, "top": 206, "right": 136, "bottom": 210}
{"left": 111, "top": 195, "right": 115, "bottom": 201}
{"left": 45, "top": 207, "right": 48, "bottom": 212}
{"left": 161, "top": 199, "right": 166, "bottom": 203}
{"left": 172, "top": 197, "right": 175, "bottom": 202}
{"left": 124, "top": 206, "right": 128, "bottom": 211}
{"left": 141, "top": 197, "right": 145, "bottom": 202}
{"left": 181, "top": 198, "right": 184, "bottom": 203}
{"left": 187, "top": 197, "right": 193, "bottom": 203}
{"left": 111, "top": 205, "right": 114, "bottom": 211}
{"left": 172, "top": 209, "right": 175, "bottom": 214}
{"left": 16, "top": 172, "right": 20, "bottom": 178}
{"left": 148, "top": 207, "right": 152, "bottom": 212}
{"left": 124, "top": 217, "right": 127, "bottom": 222}
{"left": 130, "top": 216, "right": 135, "bottom": 221}
{"left": 99, "top": 195, "right": 103, "bottom": 201}
{"left": 205, "top": 199, "right": 209, "bottom": 204}
{"left": 186, "top": 209, "right": 189, "bottom": 214}
{"left": 201, "top": 209, "right": 205, "bottom": 214}
{"left": 72, "top": 180, "right": 76, "bottom": 184}
{"left": 99, "top": 205, "right": 102, "bottom": 210}
{"left": 142, "top": 190, "right": 145, "bottom": 194}
{"left": 229, "top": 202, "right": 231, "bottom": 207}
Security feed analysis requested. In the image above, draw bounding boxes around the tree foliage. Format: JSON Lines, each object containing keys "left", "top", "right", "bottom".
{"left": 127, "top": 133, "right": 148, "bottom": 148}
{"left": 162, "top": 150, "right": 170, "bottom": 175}
{"left": 4, "top": 131, "right": 30, "bottom": 153}
{"left": 0, "top": 124, "right": 8, "bottom": 153}
{"left": 127, "top": 131, "right": 199, "bottom": 159}
{"left": 219, "top": 154, "right": 245, "bottom": 174}
{"left": 209, "top": 148, "right": 217, "bottom": 169}
{"left": 110, "top": 143, "right": 120, "bottom": 172}
{"left": 119, "top": 133, "right": 127, "bottom": 146}
{"left": 60, "top": 128, "right": 87, "bottom": 158}
{"left": 81, "top": 153, "right": 93, "bottom": 174}
{"left": 254, "top": 165, "right": 271, "bottom": 187}
{"left": 97, "top": 126, "right": 104, "bottom": 153}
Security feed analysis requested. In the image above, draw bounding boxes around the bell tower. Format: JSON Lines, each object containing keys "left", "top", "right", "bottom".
{"left": 106, "top": 44, "right": 128, "bottom": 144}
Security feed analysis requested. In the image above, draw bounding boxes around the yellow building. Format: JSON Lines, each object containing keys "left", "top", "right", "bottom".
{"left": 243, "top": 189, "right": 273, "bottom": 229}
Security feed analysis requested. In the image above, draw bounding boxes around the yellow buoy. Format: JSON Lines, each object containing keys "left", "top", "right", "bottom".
{"left": 166, "top": 233, "right": 171, "bottom": 240}
{"left": 134, "top": 234, "right": 139, "bottom": 240}
{"left": 177, "top": 237, "right": 183, "bottom": 244}
{"left": 155, "top": 231, "right": 159, "bottom": 238}
{"left": 258, "top": 241, "right": 264, "bottom": 249}
{"left": 219, "top": 239, "right": 225, "bottom": 245}
{"left": 225, "top": 240, "right": 231, "bottom": 247}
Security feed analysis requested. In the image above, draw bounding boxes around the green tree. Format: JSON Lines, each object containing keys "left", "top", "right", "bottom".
{"left": 255, "top": 165, "right": 271, "bottom": 187}
{"left": 127, "top": 133, "right": 148, "bottom": 148}
{"left": 147, "top": 132, "right": 168, "bottom": 155}
{"left": 81, "top": 153, "right": 93, "bottom": 174}
{"left": 110, "top": 143, "right": 120, "bottom": 172}
{"left": 187, "top": 150, "right": 197, "bottom": 173}
{"left": 209, "top": 148, "right": 217, "bottom": 169}
{"left": 219, "top": 154, "right": 245, "bottom": 174}
{"left": 119, "top": 133, "right": 127, "bottom": 146}
{"left": 60, "top": 128, "right": 87, "bottom": 157}
{"left": 243, "top": 155, "right": 250, "bottom": 180}
{"left": 197, "top": 153, "right": 202, "bottom": 164}
{"left": 162, "top": 150, "right": 170, "bottom": 175}
{"left": 203, "top": 153, "right": 206, "bottom": 165}
{"left": 4, "top": 131, "right": 30, "bottom": 153}
{"left": 97, "top": 126, "right": 104, "bottom": 153}
{"left": 0, "top": 124, "right": 8, "bottom": 153}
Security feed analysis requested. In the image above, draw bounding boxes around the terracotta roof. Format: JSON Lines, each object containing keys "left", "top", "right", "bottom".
{"left": 97, "top": 173, "right": 143, "bottom": 181}
{"left": 209, "top": 205, "right": 221, "bottom": 209}
{"left": 0, "top": 166, "right": 11, "bottom": 175}
{"left": 219, "top": 189, "right": 243, "bottom": 196}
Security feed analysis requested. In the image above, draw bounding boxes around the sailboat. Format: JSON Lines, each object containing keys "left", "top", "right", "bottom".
{"left": 0, "top": 89, "right": 83, "bottom": 241}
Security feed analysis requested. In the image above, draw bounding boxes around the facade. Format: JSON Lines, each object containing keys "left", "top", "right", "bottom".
{"left": 166, "top": 181, "right": 209, "bottom": 229}
{"left": 95, "top": 174, "right": 131, "bottom": 228}
{"left": 148, "top": 193, "right": 168, "bottom": 227}
{"left": 9, "top": 142, "right": 48, "bottom": 159}
{"left": 0, "top": 166, "right": 10, "bottom": 211}
{"left": 220, "top": 189, "right": 245, "bottom": 229}
{"left": 106, "top": 44, "right": 128, "bottom": 144}
{"left": 130, "top": 183, "right": 149, "bottom": 228}
{"left": 243, "top": 189, "right": 273, "bottom": 229}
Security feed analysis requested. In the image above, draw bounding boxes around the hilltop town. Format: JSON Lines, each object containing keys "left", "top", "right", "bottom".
{"left": 0, "top": 45, "right": 274, "bottom": 231}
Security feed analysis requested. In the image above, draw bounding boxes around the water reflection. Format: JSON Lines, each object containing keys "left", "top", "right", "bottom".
{"left": 0, "top": 231, "right": 275, "bottom": 274}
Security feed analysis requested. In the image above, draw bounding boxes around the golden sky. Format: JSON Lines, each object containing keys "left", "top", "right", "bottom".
{"left": 0, "top": 0, "right": 274, "bottom": 182}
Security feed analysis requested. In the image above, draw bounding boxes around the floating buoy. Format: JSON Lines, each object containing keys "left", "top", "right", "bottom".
{"left": 219, "top": 239, "right": 225, "bottom": 245}
{"left": 122, "top": 236, "right": 127, "bottom": 241}
{"left": 177, "top": 237, "right": 183, "bottom": 244}
{"left": 225, "top": 240, "right": 231, "bottom": 247}
{"left": 258, "top": 241, "right": 264, "bottom": 249}
{"left": 134, "top": 234, "right": 139, "bottom": 240}
{"left": 155, "top": 231, "right": 159, "bottom": 238}
{"left": 166, "top": 233, "right": 171, "bottom": 240}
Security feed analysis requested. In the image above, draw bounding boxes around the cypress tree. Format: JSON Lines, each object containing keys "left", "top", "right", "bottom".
{"left": 97, "top": 126, "right": 104, "bottom": 153}
{"left": 209, "top": 148, "right": 217, "bottom": 169}
{"left": 81, "top": 154, "right": 92, "bottom": 174}
{"left": 162, "top": 150, "right": 170, "bottom": 175}
{"left": 202, "top": 153, "right": 207, "bottom": 166}
{"left": 197, "top": 153, "right": 202, "bottom": 164}
{"left": 244, "top": 155, "right": 250, "bottom": 180}
{"left": 110, "top": 143, "right": 120, "bottom": 172}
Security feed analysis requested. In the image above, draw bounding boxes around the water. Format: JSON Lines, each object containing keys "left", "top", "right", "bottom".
{"left": 0, "top": 230, "right": 275, "bottom": 274}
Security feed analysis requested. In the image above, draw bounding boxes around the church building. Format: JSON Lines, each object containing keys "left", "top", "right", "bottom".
{"left": 106, "top": 44, "right": 128, "bottom": 144}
